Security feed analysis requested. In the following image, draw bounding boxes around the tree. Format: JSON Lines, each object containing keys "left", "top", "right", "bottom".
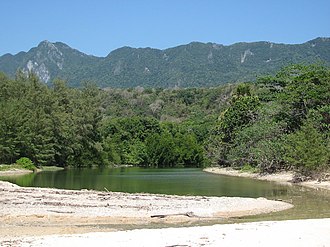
{"left": 284, "top": 119, "right": 329, "bottom": 174}
{"left": 67, "top": 83, "right": 104, "bottom": 167}
{"left": 0, "top": 73, "right": 26, "bottom": 164}
{"left": 0, "top": 100, "right": 21, "bottom": 163}
{"left": 216, "top": 95, "right": 260, "bottom": 143}
{"left": 174, "top": 132, "right": 204, "bottom": 167}
{"left": 12, "top": 72, "right": 56, "bottom": 166}
{"left": 50, "top": 79, "right": 76, "bottom": 166}
{"left": 258, "top": 64, "right": 330, "bottom": 131}
{"left": 145, "top": 132, "right": 176, "bottom": 168}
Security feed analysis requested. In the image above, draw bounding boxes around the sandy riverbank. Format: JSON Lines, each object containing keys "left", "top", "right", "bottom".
{"left": 204, "top": 167, "right": 330, "bottom": 191}
{"left": 0, "top": 169, "right": 32, "bottom": 177}
{"left": 0, "top": 180, "right": 292, "bottom": 239}
{"left": 2, "top": 218, "right": 330, "bottom": 247}
{"left": 1, "top": 169, "right": 329, "bottom": 246}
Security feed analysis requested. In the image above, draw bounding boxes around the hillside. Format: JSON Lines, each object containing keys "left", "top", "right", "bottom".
{"left": 0, "top": 38, "right": 329, "bottom": 88}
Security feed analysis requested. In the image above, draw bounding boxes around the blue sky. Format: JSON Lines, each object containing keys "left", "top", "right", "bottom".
{"left": 1, "top": 0, "right": 329, "bottom": 57}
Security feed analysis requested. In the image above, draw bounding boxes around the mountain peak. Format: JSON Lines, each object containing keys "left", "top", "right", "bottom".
{"left": 38, "top": 40, "right": 61, "bottom": 51}
{"left": 0, "top": 38, "right": 329, "bottom": 88}
{"left": 38, "top": 40, "right": 53, "bottom": 47}
{"left": 39, "top": 40, "right": 51, "bottom": 44}
{"left": 308, "top": 37, "right": 330, "bottom": 43}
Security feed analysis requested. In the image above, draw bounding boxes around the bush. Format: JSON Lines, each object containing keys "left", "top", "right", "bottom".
{"left": 284, "top": 120, "right": 328, "bottom": 174}
{"left": 241, "top": 163, "right": 259, "bottom": 173}
{"left": 16, "top": 157, "right": 36, "bottom": 171}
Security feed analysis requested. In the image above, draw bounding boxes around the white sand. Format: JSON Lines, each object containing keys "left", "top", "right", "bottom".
{"left": 0, "top": 181, "right": 294, "bottom": 238}
{"left": 4, "top": 218, "right": 330, "bottom": 247}
{"left": 204, "top": 167, "right": 294, "bottom": 183}
{"left": 0, "top": 181, "right": 292, "bottom": 220}
{"left": 204, "top": 167, "right": 330, "bottom": 190}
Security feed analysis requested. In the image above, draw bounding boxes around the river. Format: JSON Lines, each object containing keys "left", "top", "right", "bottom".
{"left": 1, "top": 167, "right": 329, "bottom": 222}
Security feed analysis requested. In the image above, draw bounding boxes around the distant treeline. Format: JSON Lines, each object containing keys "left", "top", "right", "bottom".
{"left": 0, "top": 64, "right": 329, "bottom": 176}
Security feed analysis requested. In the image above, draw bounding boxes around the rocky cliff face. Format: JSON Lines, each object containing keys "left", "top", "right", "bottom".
{"left": 23, "top": 41, "right": 65, "bottom": 83}
{"left": 0, "top": 40, "right": 98, "bottom": 86}
{"left": 0, "top": 38, "right": 329, "bottom": 88}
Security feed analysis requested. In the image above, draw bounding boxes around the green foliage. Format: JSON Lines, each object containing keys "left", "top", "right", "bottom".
{"left": 216, "top": 95, "right": 260, "bottom": 142}
{"left": 0, "top": 73, "right": 104, "bottom": 167}
{"left": 235, "top": 83, "right": 252, "bottom": 96}
{"left": 227, "top": 118, "right": 286, "bottom": 172}
{"left": 99, "top": 117, "right": 161, "bottom": 165}
{"left": 145, "top": 130, "right": 204, "bottom": 168}
{"left": 284, "top": 120, "right": 329, "bottom": 174}
{"left": 241, "top": 164, "right": 259, "bottom": 173}
{"left": 16, "top": 157, "right": 36, "bottom": 170}
{"left": 99, "top": 117, "right": 205, "bottom": 168}
{"left": 223, "top": 102, "right": 287, "bottom": 172}
{"left": 257, "top": 64, "right": 330, "bottom": 131}
{"left": 0, "top": 63, "right": 329, "bottom": 173}
{"left": 209, "top": 64, "right": 330, "bottom": 173}
{"left": 145, "top": 132, "right": 176, "bottom": 168}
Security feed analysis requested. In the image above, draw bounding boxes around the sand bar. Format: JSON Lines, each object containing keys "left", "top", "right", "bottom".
{"left": 2, "top": 218, "right": 330, "bottom": 247}
{"left": 0, "top": 181, "right": 292, "bottom": 238}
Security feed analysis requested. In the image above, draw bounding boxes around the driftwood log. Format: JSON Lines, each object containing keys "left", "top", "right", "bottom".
{"left": 151, "top": 211, "right": 197, "bottom": 218}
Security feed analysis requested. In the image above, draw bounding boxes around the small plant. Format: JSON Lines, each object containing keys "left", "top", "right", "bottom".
{"left": 16, "top": 157, "right": 36, "bottom": 171}
{"left": 241, "top": 163, "right": 259, "bottom": 173}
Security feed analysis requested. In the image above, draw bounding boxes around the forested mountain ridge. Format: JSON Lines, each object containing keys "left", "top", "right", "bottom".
{"left": 0, "top": 38, "right": 329, "bottom": 88}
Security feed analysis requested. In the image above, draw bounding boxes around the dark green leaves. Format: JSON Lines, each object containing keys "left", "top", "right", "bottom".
{"left": 284, "top": 120, "right": 329, "bottom": 172}
{"left": 209, "top": 64, "right": 330, "bottom": 174}
{"left": 0, "top": 73, "right": 104, "bottom": 167}
{"left": 216, "top": 95, "right": 260, "bottom": 142}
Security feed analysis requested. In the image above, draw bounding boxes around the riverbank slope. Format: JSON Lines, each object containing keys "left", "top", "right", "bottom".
{"left": 0, "top": 168, "right": 32, "bottom": 177}
{"left": 204, "top": 167, "right": 330, "bottom": 191}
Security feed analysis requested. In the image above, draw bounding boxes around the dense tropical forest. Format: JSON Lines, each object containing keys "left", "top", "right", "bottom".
{"left": 0, "top": 64, "right": 329, "bottom": 177}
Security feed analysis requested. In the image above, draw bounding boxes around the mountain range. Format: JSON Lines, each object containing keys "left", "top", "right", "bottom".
{"left": 0, "top": 37, "right": 329, "bottom": 88}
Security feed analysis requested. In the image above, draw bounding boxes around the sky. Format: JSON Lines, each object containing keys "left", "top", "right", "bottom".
{"left": 1, "top": 0, "right": 329, "bottom": 57}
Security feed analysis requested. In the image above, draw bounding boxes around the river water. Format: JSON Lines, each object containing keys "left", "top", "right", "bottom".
{"left": 1, "top": 167, "right": 329, "bottom": 222}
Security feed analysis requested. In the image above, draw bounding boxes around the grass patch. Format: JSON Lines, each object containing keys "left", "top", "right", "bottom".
{"left": 240, "top": 164, "right": 260, "bottom": 173}
{"left": 0, "top": 157, "right": 37, "bottom": 172}
{"left": 41, "top": 166, "right": 65, "bottom": 171}
{"left": 0, "top": 164, "right": 22, "bottom": 171}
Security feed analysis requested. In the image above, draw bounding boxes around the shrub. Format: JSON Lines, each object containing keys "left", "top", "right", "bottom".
{"left": 284, "top": 120, "right": 328, "bottom": 174}
{"left": 241, "top": 163, "right": 259, "bottom": 173}
{"left": 16, "top": 157, "right": 36, "bottom": 171}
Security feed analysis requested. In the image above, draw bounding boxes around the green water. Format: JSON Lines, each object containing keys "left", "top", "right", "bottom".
{"left": 1, "top": 167, "right": 330, "bottom": 222}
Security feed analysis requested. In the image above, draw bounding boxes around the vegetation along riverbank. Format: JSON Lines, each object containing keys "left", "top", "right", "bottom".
{"left": 1, "top": 64, "right": 329, "bottom": 179}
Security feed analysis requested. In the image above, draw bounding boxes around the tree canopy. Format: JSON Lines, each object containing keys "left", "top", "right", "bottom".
{"left": 0, "top": 64, "right": 329, "bottom": 176}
